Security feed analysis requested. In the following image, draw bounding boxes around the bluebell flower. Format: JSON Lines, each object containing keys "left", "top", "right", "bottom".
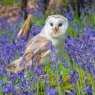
{"left": 83, "top": 84, "right": 93, "bottom": 95}
{"left": 58, "top": 75, "right": 62, "bottom": 85}
{"left": 62, "top": 59, "right": 70, "bottom": 68}
{"left": 8, "top": 73, "right": 18, "bottom": 82}
{"left": 70, "top": 70, "right": 79, "bottom": 86}
{"left": 73, "top": 0, "right": 77, "bottom": 3}
{"left": 84, "top": 0, "right": 89, "bottom": 2}
{"left": 91, "top": 67, "right": 95, "bottom": 76}
{"left": 0, "top": 64, "right": 7, "bottom": 75}
{"left": 68, "top": 91, "right": 75, "bottom": 95}
{"left": 3, "top": 83, "right": 16, "bottom": 94}
{"left": 29, "top": 24, "right": 42, "bottom": 38}
{"left": 46, "top": 87, "right": 58, "bottom": 95}
{"left": 36, "top": 9, "right": 44, "bottom": 18}
{"left": 65, "top": 29, "right": 95, "bottom": 75}
{"left": 51, "top": 55, "right": 56, "bottom": 65}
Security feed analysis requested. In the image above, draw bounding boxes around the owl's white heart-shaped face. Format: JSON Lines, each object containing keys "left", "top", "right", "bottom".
{"left": 43, "top": 15, "right": 68, "bottom": 38}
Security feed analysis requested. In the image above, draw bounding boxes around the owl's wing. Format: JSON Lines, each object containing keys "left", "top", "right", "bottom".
{"left": 6, "top": 34, "right": 52, "bottom": 73}
{"left": 23, "top": 34, "right": 52, "bottom": 63}
{"left": 6, "top": 57, "right": 23, "bottom": 73}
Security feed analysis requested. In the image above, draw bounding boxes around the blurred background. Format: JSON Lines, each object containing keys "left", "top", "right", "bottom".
{"left": 0, "top": 0, "right": 94, "bottom": 23}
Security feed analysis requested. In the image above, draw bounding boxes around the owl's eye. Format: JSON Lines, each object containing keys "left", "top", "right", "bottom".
{"left": 58, "top": 23, "right": 62, "bottom": 27}
{"left": 50, "top": 23, "right": 53, "bottom": 26}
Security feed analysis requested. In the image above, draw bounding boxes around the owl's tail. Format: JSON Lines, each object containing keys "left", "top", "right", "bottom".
{"left": 6, "top": 57, "right": 27, "bottom": 73}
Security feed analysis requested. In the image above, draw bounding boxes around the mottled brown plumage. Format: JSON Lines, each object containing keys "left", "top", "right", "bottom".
{"left": 6, "top": 34, "right": 52, "bottom": 73}
{"left": 23, "top": 34, "right": 52, "bottom": 63}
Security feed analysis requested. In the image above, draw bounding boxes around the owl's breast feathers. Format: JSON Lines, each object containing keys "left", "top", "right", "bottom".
{"left": 6, "top": 35, "right": 52, "bottom": 73}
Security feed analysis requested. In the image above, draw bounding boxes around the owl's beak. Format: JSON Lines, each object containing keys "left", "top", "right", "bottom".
{"left": 51, "top": 27, "right": 60, "bottom": 37}
{"left": 55, "top": 27, "right": 59, "bottom": 31}
{"left": 53, "top": 27, "right": 59, "bottom": 33}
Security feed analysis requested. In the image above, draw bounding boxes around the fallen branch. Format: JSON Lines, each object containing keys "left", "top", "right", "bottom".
{"left": 15, "top": 14, "right": 32, "bottom": 42}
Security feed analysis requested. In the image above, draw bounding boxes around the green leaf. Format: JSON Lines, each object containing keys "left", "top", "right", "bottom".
{"left": 58, "top": 64, "right": 71, "bottom": 74}
{"left": 0, "top": 87, "right": 3, "bottom": 95}
{"left": 62, "top": 74, "right": 70, "bottom": 83}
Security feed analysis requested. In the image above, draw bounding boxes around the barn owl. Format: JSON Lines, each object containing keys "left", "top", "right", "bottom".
{"left": 6, "top": 15, "right": 68, "bottom": 73}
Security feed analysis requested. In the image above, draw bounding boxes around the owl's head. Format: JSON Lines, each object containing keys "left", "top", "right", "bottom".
{"left": 42, "top": 15, "right": 68, "bottom": 38}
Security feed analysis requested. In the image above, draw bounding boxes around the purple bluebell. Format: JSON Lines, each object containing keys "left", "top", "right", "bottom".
{"left": 70, "top": 70, "right": 79, "bottom": 86}
{"left": 46, "top": 87, "right": 58, "bottom": 95}
{"left": 2, "top": 82, "right": 16, "bottom": 94}
{"left": 65, "top": 29, "right": 95, "bottom": 75}
{"left": 83, "top": 84, "right": 93, "bottom": 95}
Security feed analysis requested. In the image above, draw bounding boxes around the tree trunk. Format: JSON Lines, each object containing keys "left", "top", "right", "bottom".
{"left": 27, "top": 0, "right": 37, "bottom": 10}
{"left": 20, "top": 0, "right": 28, "bottom": 20}
{"left": 46, "top": 0, "right": 93, "bottom": 16}
{"left": 46, "top": 0, "right": 65, "bottom": 15}
{"left": 43, "top": 0, "right": 50, "bottom": 10}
